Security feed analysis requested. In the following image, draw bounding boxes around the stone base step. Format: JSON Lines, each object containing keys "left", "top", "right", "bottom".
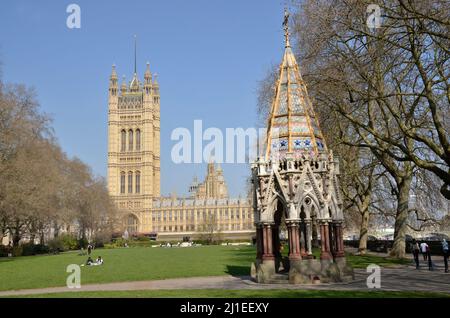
{"left": 267, "top": 273, "right": 289, "bottom": 284}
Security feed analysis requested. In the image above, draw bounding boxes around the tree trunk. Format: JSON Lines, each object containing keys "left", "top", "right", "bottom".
{"left": 29, "top": 233, "right": 36, "bottom": 245}
{"left": 389, "top": 175, "right": 412, "bottom": 259}
{"left": 11, "top": 219, "right": 22, "bottom": 247}
{"left": 12, "top": 229, "right": 21, "bottom": 247}
{"left": 358, "top": 208, "right": 370, "bottom": 255}
{"left": 53, "top": 221, "right": 60, "bottom": 238}
{"left": 39, "top": 231, "right": 45, "bottom": 245}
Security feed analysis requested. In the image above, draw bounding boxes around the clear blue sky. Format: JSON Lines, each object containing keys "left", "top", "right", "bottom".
{"left": 0, "top": 0, "right": 288, "bottom": 197}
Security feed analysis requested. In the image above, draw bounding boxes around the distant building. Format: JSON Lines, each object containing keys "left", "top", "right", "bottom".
{"left": 189, "top": 162, "right": 228, "bottom": 200}
{"left": 107, "top": 54, "right": 253, "bottom": 241}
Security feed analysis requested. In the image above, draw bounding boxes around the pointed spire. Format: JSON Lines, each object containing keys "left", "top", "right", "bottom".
{"left": 144, "top": 61, "right": 152, "bottom": 82}
{"left": 111, "top": 64, "right": 118, "bottom": 79}
{"left": 129, "top": 35, "right": 141, "bottom": 92}
{"left": 109, "top": 64, "right": 118, "bottom": 93}
{"left": 109, "top": 64, "right": 118, "bottom": 96}
{"left": 283, "top": 7, "right": 291, "bottom": 48}
{"left": 264, "top": 10, "right": 328, "bottom": 160}
{"left": 153, "top": 73, "right": 159, "bottom": 86}
{"left": 121, "top": 75, "right": 127, "bottom": 94}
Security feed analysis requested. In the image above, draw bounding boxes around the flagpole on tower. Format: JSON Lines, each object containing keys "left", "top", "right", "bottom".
{"left": 134, "top": 34, "right": 137, "bottom": 74}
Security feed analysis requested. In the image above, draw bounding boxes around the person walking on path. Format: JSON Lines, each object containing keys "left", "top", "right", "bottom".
{"left": 411, "top": 239, "right": 420, "bottom": 269}
{"left": 442, "top": 239, "right": 449, "bottom": 273}
{"left": 426, "top": 244, "right": 433, "bottom": 270}
{"left": 420, "top": 242, "right": 428, "bottom": 261}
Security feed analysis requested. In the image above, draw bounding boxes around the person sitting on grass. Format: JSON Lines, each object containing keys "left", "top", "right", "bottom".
{"left": 95, "top": 256, "right": 103, "bottom": 265}
{"left": 83, "top": 257, "right": 94, "bottom": 266}
{"left": 81, "top": 256, "right": 103, "bottom": 266}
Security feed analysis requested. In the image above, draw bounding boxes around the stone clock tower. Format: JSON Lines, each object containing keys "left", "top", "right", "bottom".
{"left": 107, "top": 53, "right": 160, "bottom": 233}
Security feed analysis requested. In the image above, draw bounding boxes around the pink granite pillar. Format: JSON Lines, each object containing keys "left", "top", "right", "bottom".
{"left": 320, "top": 222, "right": 332, "bottom": 260}
{"left": 288, "top": 223, "right": 301, "bottom": 260}
{"left": 256, "top": 224, "right": 263, "bottom": 260}
{"left": 262, "top": 224, "right": 274, "bottom": 260}
{"left": 335, "top": 223, "right": 345, "bottom": 257}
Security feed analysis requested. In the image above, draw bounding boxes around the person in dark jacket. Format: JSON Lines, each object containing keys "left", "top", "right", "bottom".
{"left": 426, "top": 245, "right": 433, "bottom": 270}
{"left": 411, "top": 239, "right": 420, "bottom": 269}
{"left": 442, "top": 239, "right": 449, "bottom": 273}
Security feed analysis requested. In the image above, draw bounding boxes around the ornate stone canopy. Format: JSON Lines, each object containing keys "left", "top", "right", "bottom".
{"left": 251, "top": 9, "right": 353, "bottom": 284}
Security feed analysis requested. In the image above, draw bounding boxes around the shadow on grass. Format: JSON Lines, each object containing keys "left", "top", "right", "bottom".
{"left": 0, "top": 258, "right": 15, "bottom": 263}
{"left": 225, "top": 265, "right": 250, "bottom": 277}
{"left": 346, "top": 253, "right": 411, "bottom": 268}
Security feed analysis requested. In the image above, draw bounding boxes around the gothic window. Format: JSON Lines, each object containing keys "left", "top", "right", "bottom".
{"left": 128, "top": 171, "right": 133, "bottom": 193}
{"left": 121, "top": 130, "right": 126, "bottom": 152}
{"left": 136, "top": 129, "right": 141, "bottom": 151}
{"left": 125, "top": 214, "right": 138, "bottom": 234}
{"left": 135, "top": 171, "right": 141, "bottom": 193}
{"left": 128, "top": 129, "right": 134, "bottom": 151}
{"left": 120, "top": 172, "right": 125, "bottom": 194}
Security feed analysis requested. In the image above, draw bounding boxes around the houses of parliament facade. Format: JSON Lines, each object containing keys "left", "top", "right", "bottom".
{"left": 107, "top": 62, "right": 253, "bottom": 241}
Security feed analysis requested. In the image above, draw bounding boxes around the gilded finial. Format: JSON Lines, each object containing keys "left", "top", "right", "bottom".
{"left": 283, "top": 7, "right": 290, "bottom": 48}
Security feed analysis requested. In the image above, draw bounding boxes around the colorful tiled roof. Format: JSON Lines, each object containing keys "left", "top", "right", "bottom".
{"left": 265, "top": 11, "right": 327, "bottom": 160}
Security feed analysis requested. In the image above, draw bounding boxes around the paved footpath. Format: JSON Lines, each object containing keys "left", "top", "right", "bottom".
{"left": 0, "top": 264, "right": 449, "bottom": 296}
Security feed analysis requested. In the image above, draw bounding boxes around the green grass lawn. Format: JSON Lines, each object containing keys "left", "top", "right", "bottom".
{"left": 0, "top": 245, "right": 410, "bottom": 292}
{"left": 12, "top": 289, "right": 450, "bottom": 298}
{"left": 0, "top": 245, "right": 253, "bottom": 291}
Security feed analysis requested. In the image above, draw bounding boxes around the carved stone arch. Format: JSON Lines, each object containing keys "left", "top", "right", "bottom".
{"left": 293, "top": 164, "right": 325, "bottom": 207}
{"left": 261, "top": 191, "right": 287, "bottom": 223}
{"left": 328, "top": 193, "right": 343, "bottom": 221}
{"left": 273, "top": 170, "right": 290, "bottom": 201}
{"left": 297, "top": 192, "right": 320, "bottom": 220}
{"left": 305, "top": 167, "right": 325, "bottom": 205}
{"left": 262, "top": 172, "right": 276, "bottom": 206}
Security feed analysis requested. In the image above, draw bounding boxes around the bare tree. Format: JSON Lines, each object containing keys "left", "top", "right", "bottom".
{"left": 0, "top": 79, "right": 117, "bottom": 249}
{"left": 197, "top": 213, "right": 223, "bottom": 244}
{"left": 285, "top": 0, "right": 449, "bottom": 258}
